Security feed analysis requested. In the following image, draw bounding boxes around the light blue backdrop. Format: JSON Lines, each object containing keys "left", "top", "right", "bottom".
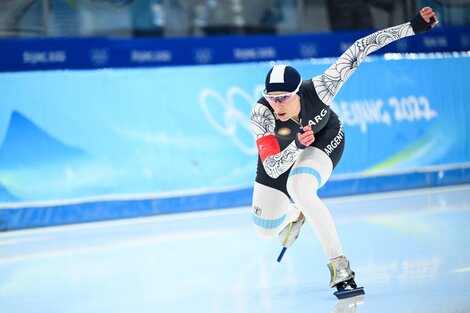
{"left": 0, "top": 54, "right": 469, "bottom": 204}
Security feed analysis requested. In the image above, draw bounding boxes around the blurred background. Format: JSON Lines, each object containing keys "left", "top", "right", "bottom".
{"left": 0, "top": 0, "right": 469, "bottom": 229}
{"left": 1, "top": 1, "right": 470, "bottom": 313}
{"left": 0, "top": 0, "right": 469, "bottom": 38}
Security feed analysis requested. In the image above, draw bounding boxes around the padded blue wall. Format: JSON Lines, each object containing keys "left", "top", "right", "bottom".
{"left": 1, "top": 34, "right": 469, "bottom": 230}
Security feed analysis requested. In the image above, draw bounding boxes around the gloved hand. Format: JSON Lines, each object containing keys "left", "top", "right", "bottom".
{"left": 411, "top": 6, "right": 439, "bottom": 34}
{"left": 295, "top": 125, "right": 315, "bottom": 149}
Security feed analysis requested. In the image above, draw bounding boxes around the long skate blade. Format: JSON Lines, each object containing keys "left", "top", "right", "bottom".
{"left": 334, "top": 287, "right": 365, "bottom": 300}
{"left": 277, "top": 247, "right": 287, "bottom": 262}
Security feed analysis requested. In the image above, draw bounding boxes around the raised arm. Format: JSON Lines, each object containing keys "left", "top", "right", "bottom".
{"left": 313, "top": 7, "right": 438, "bottom": 105}
{"left": 250, "top": 102, "right": 302, "bottom": 179}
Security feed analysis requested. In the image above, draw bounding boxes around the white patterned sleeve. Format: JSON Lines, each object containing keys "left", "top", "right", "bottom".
{"left": 250, "top": 102, "right": 276, "bottom": 139}
{"left": 313, "top": 22, "right": 415, "bottom": 105}
{"left": 250, "top": 102, "right": 302, "bottom": 179}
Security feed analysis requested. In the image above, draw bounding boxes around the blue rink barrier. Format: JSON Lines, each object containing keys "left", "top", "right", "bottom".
{"left": 1, "top": 165, "right": 469, "bottom": 231}
{"left": 0, "top": 49, "right": 469, "bottom": 230}
{"left": 0, "top": 25, "right": 469, "bottom": 72}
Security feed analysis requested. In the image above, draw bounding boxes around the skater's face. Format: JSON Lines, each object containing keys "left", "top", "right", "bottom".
{"left": 263, "top": 80, "right": 301, "bottom": 121}
{"left": 265, "top": 91, "right": 301, "bottom": 121}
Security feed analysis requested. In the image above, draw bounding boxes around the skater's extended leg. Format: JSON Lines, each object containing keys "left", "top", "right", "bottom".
{"left": 286, "top": 147, "right": 364, "bottom": 297}
{"left": 286, "top": 147, "right": 343, "bottom": 259}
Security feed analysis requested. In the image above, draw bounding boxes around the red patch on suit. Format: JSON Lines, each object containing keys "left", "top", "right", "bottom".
{"left": 256, "top": 134, "right": 281, "bottom": 162}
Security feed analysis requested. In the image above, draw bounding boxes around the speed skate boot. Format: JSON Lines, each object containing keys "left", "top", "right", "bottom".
{"left": 276, "top": 210, "right": 305, "bottom": 262}
{"left": 328, "top": 257, "right": 365, "bottom": 299}
{"left": 279, "top": 212, "right": 305, "bottom": 248}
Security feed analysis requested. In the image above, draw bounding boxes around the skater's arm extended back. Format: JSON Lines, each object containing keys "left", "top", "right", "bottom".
{"left": 313, "top": 8, "right": 438, "bottom": 106}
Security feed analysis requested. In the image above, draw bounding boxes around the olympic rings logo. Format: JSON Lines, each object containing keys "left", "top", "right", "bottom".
{"left": 199, "top": 86, "right": 264, "bottom": 155}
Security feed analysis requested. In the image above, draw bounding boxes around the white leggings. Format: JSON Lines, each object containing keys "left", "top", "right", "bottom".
{"left": 251, "top": 147, "right": 343, "bottom": 260}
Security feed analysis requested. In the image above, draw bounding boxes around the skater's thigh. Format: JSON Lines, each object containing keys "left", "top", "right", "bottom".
{"left": 289, "top": 146, "right": 333, "bottom": 191}
{"left": 252, "top": 182, "right": 290, "bottom": 238}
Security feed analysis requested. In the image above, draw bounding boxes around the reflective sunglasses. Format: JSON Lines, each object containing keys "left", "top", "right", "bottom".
{"left": 262, "top": 81, "right": 301, "bottom": 105}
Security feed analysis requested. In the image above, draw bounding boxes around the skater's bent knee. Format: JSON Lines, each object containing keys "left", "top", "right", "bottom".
{"left": 251, "top": 213, "right": 284, "bottom": 238}
{"left": 251, "top": 204, "right": 286, "bottom": 239}
{"left": 252, "top": 224, "right": 278, "bottom": 239}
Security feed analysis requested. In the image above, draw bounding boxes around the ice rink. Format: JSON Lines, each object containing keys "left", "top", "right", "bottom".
{"left": 1, "top": 184, "right": 469, "bottom": 313}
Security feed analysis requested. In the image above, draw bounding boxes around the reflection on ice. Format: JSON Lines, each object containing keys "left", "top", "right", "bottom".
{"left": 331, "top": 295, "right": 365, "bottom": 313}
